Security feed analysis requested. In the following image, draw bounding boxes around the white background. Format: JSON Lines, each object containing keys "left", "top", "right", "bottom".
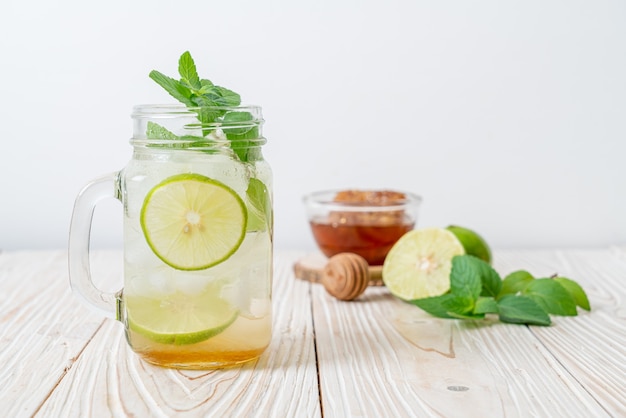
{"left": 1, "top": 0, "right": 624, "bottom": 252}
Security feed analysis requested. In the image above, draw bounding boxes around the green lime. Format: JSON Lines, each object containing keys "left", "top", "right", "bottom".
{"left": 446, "top": 225, "right": 492, "bottom": 264}
{"left": 140, "top": 173, "right": 247, "bottom": 271}
{"left": 126, "top": 281, "right": 238, "bottom": 345}
{"left": 382, "top": 228, "right": 465, "bottom": 300}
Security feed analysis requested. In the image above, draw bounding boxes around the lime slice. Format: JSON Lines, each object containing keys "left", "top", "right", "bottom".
{"left": 126, "top": 281, "right": 238, "bottom": 345}
{"left": 382, "top": 228, "right": 465, "bottom": 300}
{"left": 141, "top": 173, "right": 247, "bottom": 271}
{"left": 446, "top": 225, "right": 492, "bottom": 264}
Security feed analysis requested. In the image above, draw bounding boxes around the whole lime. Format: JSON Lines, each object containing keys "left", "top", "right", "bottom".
{"left": 446, "top": 225, "right": 492, "bottom": 264}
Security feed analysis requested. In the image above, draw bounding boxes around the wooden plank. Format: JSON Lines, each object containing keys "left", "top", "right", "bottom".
{"left": 0, "top": 251, "right": 104, "bottom": 417}
{"left": 36, "top": 251, "right": 321, "bottom": 417}
{"left": 496, "top": 249, "right": 626, "bottom": 417}
{"left": 312, "top": 250, "right": 617, "bottom": 417}
{"left": 6, "top": 248, "right": 625, "bottom": 416}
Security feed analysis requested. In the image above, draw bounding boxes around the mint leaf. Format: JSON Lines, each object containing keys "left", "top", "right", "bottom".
{"left": 438, "top": 294, "right": 480, "bottom": 318}
{"left": 146, "top": 122, "right": 178, "bottom": 140}
{"left": 449, "top": 256, "right": 482, "bottom": 300}
{"left": 199, "top": 79, "right": 214, "bottom": 91}
{"left": 149, "top": 70, "right": 195, "bottom": 107}
{"left": 447, "top": 311, "right": 485, "bottom": 320}
{"left": 410, "top": 295, "right": 455, "bottom": 318}
{"left": 499, "top": 270, "right": 534, "bottom": 299}
{"left": 554, "top": 277, "right": 591, "bottom": 311}
{"left": 145, "top": 122, "right": 211, "bottom": 148}
{"left": 191, "top": 93, "right": 216, "bottom": 107}
{"left": 450, "top": 255, "right": 502, "bottom": 299}
{"left": 411, "top": 294, "right": 475, "bottom": 319}
{"left": 474, "top": 257, "right": 502, "bottom": 297}
{"left": 199, "top": 106, "right": 224, "bottom": 122}
{"left": 178, "top": 51, "right": 201, "bottom": 90}
{"left": 474, "top": 297, "right": 499, "bottom": 314}
{"left": 522, "top": 279, "right": 577, "bottom": 316}
{"left": 213, "top": 86, "right": 241, "bottom": 106}
{"left": 498, "top": 295, "right": 551, "bottom": 326}
{"left": 195, "top": 106, "right": 224, "bottom": 128}
{"left": 223, "top": 111, "right": 258, "bottom": 136}
{"left": 223, "top": 111, "right": 260, "bottom": 162}
{"left": 245, "top": 178, "right": 272, "bottom": 232}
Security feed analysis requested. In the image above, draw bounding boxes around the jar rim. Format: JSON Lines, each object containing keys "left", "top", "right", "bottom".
{"left": 303, "top": 189, "right": 422, "bottom": 212}
{"left": 131, "top": 104, "right": 262, "bottom": 118}
{"left": 130, "top": 137, "right": 267, "bottom": 147}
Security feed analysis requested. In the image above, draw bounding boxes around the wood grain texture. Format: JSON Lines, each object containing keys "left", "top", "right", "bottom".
{"left": 34, "top": 251, "right": 321, "bottom": 418}
{"left": 0, "top": 251, "right": 104, "bottom": 417}
{"left": 312, "top": 249, "right": 626, "bottom": 417}
{"left": 2, "top": 249, "right": 626, "bottom": 417}
{"left": 496, "top": 249, "right": 626, "bottom": 417}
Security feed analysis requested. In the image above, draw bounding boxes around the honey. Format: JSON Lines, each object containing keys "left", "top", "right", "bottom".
{"left": 309, "top": 220, "right": 414, "bottom": 265}
{"left": 305, "top": 189, "right": 420, "bottom": 265}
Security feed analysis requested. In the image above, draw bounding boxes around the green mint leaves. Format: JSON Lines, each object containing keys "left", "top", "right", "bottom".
{"left": 149, "top": 51, "right": 260, "bottom": 161}
{"left": 497, "top": 296, "right": 551, "bottom": 326}
{"left": 178, "top": 51, "right": 201, "bottom": 91}
{"left": 149, "top": 51, "right": 241, "bottom": 113}
{"left": 245, "top": 178, "right": 272, "bottom": 233}
{"left": 146, "top": 121, "right": 178, "bottom": 140}
{"left": 411, "top": 255, "right": 590, "bottom": 326}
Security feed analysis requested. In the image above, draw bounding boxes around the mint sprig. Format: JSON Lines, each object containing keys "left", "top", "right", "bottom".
{"left": 411, "top": 255, "right": 590, "bottom": 326}
{"left": 149, "top": 51, "right": 241, "bottom": 115}
{"left": 149, "top": 51, "right": 260, "bottom": 148}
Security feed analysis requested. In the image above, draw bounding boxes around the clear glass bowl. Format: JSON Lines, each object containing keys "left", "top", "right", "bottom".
{"left": 303, "top": 189, "right": 422, "bottom": 265}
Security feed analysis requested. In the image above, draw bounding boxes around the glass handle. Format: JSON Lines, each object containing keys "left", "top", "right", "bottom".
{"left": 68, "top": 172, "right": 121, "bottom": 319}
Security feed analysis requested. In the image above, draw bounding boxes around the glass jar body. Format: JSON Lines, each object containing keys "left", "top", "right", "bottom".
{"left": 69, "top": 104, "right": 273, "bottom": 369}
{"left": 120, "top": 106, "right": 273, "bottom": 368}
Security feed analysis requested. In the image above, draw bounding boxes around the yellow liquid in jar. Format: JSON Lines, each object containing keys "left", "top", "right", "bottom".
{"left": 126, "top": 314, "right": 272, "bottom": 369}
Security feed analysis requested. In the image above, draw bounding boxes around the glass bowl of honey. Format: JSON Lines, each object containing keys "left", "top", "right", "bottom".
{"left": 303, "top": 189, "right": 422, "bottom": 266}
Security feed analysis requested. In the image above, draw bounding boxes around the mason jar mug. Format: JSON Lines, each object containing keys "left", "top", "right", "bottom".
{"left": 68, "top": 105, "right": 273, "bottom": 369}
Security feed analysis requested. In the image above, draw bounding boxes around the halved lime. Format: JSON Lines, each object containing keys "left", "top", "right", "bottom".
{"left": 126, "top": 281, "right": 238, "bottom": 345}
{"left": 382, "top": 228, "right": 465, "bottom": 300}
{"left": 140, "top": 173, "right": 247, "bottom": 271}
{"left": 446, "top": 225, "right": 492, "bottom": 264}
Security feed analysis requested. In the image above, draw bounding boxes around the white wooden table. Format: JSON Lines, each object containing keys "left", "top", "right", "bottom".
{"left": 1, "top": 248, "right": 625, "bottom": 417}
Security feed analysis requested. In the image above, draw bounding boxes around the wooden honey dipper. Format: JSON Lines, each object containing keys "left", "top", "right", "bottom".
{"left": 321, "top": 253, "right": 383, "bottom": 301}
